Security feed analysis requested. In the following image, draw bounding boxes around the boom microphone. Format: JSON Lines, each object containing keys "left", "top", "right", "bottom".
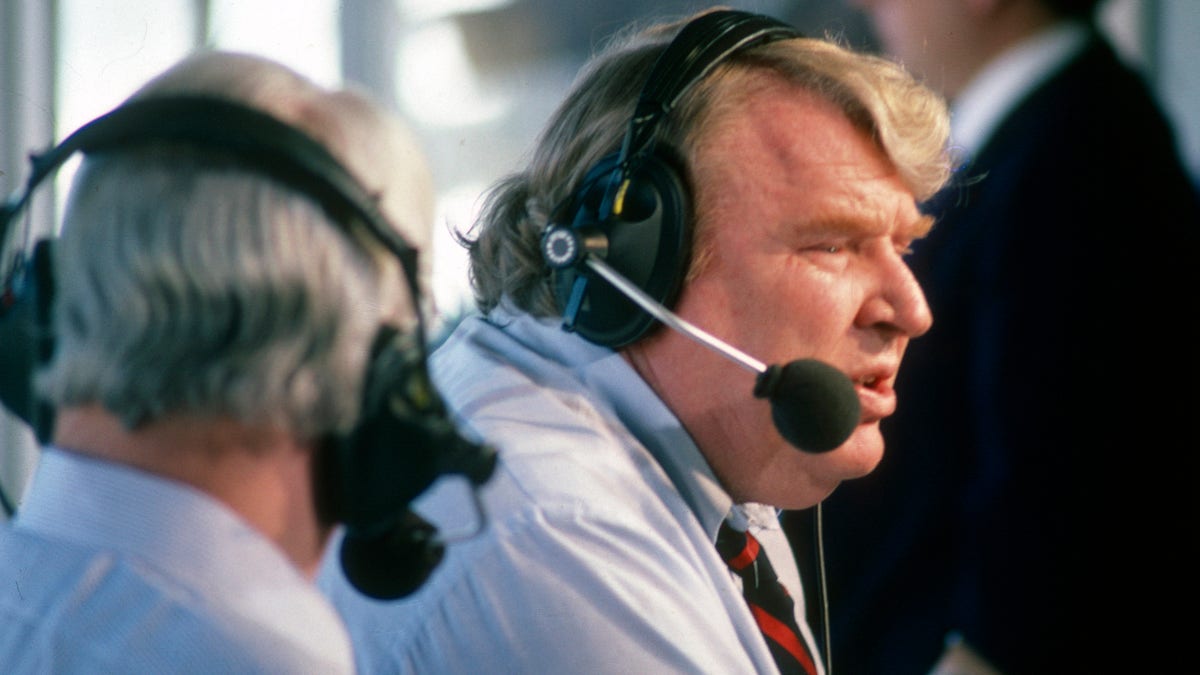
{"left": 752, "top": 359, "right": 861, "bottom": 454}
{"left": 334, "top": 388, "right": 498, "bottom": 601}
{"left": 542, "top": 225, "right": 861, "bottom": 453}
{"left": 339, "top": 510, "right": 444, "bottom": 601}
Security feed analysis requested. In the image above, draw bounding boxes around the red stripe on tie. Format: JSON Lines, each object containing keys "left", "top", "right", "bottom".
{"left": 727, "top": 532, "right": 759, "bottom": 571}
{"left": 749, "top": 604, "right": 817, "bottom": 675}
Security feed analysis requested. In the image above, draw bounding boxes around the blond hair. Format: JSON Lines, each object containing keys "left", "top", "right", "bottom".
{"left": 464, "top": 10, "right": 951, "bottom": 318}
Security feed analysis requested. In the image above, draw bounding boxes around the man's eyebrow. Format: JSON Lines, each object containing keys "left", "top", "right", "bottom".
{"left": 801, "top": 211, "right": 934, "bottom": 239}
{"left": 799, "top": 215, "right": 884, "bottom": 239}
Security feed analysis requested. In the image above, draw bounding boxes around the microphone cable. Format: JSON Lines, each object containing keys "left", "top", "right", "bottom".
{"left": 813, "top": 501, "right": 833, "bottom": 675}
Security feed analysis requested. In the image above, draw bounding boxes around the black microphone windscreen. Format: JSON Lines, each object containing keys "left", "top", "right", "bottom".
{"left": 753, "top": 359, "right": 860, "bottom": 453}
{"left": 339, "top": 514, "right": 445, "bottom": 601}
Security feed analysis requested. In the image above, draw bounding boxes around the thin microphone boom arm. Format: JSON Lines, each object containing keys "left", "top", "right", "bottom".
{"left": 585, "top": 255, "right": 766, "bottom": 374}
{"left": 541, "top": 224, "right": 861, "bottom": 453}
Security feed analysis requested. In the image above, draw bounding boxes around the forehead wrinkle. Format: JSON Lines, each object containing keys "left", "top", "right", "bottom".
{"left": 693, "top": 80, "right": 925, "bottom": 243}
{"left": 801, "top": 185, "right": 931, "bottom": 245}
{"left": 806, "top": 174, "right": 893, "bottom": 234}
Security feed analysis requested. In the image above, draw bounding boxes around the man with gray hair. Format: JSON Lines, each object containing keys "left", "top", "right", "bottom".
{"left": 0, "top": 50, "right": 471, "bottom": 673}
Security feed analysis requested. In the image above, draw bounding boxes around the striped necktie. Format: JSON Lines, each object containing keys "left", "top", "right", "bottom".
{"left": 716, "top": 521, "right": 818, "bottom": 675}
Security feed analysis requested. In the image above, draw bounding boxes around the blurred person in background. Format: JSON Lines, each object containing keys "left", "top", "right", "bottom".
{"left": 794, "top": 0, "right": 1200, "bottom": 673}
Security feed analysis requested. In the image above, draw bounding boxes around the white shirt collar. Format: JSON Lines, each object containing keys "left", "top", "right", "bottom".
{"left": 726, "top": 502, "right": 782, "bottom": 533}
{"left": 951, "top": 21, "right": 1091, "bottom": 158}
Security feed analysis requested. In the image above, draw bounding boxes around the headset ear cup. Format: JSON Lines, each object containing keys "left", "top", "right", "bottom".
{"left": 336, "top": 327, "right": 443, "bottom": 536}
{"left": 332, "top": 324, "right": 496, "bottom": 599}
{"left": 335, "top": 324, "right": 496, "bottom": 536}
{"left": 545, "top": 10, "right": 800, "bottom": 348}
{"left": 552, "top": 149, "right": 691, "bottom": 348}
{"left": 0, "top": 239, "right": 57, "bottom": 441}
{"left": 0, "top": 295, "right": 39, "bottom": 428}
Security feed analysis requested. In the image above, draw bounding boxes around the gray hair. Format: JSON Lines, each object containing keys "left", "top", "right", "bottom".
{"left": 34, "top": 51, "right": 433, "bottom": 440}
{"left": 464, "top": 11, "right": 952, "bottom": 318}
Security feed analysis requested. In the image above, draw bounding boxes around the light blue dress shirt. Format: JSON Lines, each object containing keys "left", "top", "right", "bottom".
{"left": 0, "top": 448, "right": 355, "bottom": 674}
{"left": 318, "top": 308, "right": 822, "bottom": 674}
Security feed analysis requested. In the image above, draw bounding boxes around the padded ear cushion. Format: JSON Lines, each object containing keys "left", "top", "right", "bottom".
{"left": 0, "top": 240, "right": 57, "bottom": 441}
{"left": 1, "top": 94, "right": 423, "bottom": 444}
{"left": 336, "top": 325, "right": 497, "bottom": 536}
{"left": 337, "top": 327, "right": 442, "bottom": 535}
{"left": 552, "top": 150, "right": 691, "bottom": 348}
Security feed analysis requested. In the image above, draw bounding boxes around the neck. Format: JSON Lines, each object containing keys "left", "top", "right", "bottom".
{"left": 947, "top": 0, "right": 1065, "bottom": 100}
{"left": 54, "top": 405, "right": 333, "bottom": 577}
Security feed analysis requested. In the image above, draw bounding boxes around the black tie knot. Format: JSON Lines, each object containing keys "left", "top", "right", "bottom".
{"left": 716, "top": 521, "right": 758, "bottom": 571}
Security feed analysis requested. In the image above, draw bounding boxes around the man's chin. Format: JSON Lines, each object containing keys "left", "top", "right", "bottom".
{"left": 836, "top": 424, "right": 885, "bottom": 479}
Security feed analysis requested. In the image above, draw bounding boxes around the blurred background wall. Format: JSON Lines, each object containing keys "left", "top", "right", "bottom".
{"left": 3, "top": 0, "right": 1197, "bottom": 517}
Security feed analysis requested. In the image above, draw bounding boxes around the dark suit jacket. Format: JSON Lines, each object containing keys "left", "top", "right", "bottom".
{"left": 789, "top": 31, "right": 1200, "bottom": 675}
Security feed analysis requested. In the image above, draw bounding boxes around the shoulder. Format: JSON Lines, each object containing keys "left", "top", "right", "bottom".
{"left": 987, "top": 35, "right": 1187, "bottom": 170}
{"left": 324, "top": 315, "right": 760, "bottom": 671}
{"left": 320, "top": 492, "right": 752, "bottom": 674}
{"left": 0, "top": 525, "right": 354, "bottom": 674}
{"left": 430, "top": 311, "right": 660, "bottom": 503}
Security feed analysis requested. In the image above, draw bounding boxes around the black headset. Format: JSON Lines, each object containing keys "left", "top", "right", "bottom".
{"left": 0, "top": 94, "right": 496, "bottom": 598}
{"left": 540, "top": 10, "right": 800, "bottom": 348}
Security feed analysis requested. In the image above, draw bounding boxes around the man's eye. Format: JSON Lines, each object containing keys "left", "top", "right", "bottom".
{"left": 799, "top": 239, "right": 848, "bottom": 256}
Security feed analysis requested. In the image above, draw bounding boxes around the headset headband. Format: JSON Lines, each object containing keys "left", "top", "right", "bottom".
{"left": 2, "top": 95, "right": 419, "bottom": 296}
{"left": 544, "top": 10, "right": 802, "bottom": 349}
{"left": 0, "top": 94, "right": 433, "bottom": 436}
{"left": 619, "top": 10, "right": 800, "bottom": 164}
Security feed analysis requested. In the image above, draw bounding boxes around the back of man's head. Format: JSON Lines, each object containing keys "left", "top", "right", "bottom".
{"left": 34, "top": 51, "right": 434, "bottom": 442}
